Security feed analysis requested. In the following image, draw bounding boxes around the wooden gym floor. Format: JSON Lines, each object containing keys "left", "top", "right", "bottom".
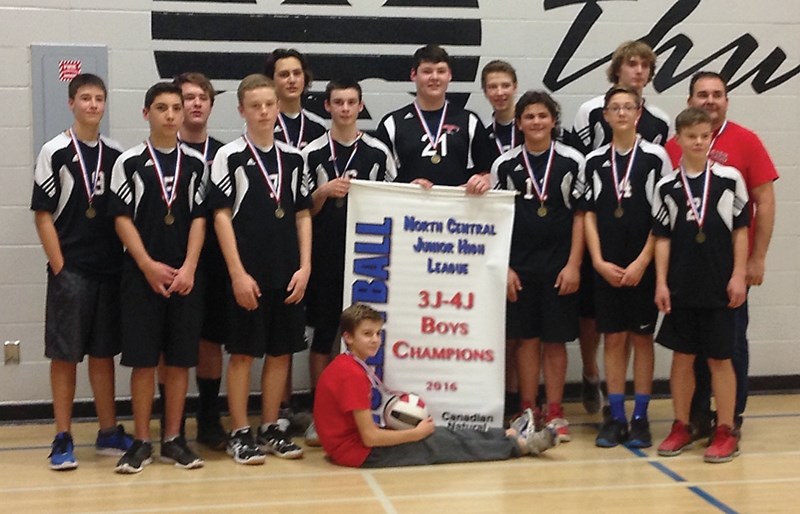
{"left": 0, "top": 394, "right": 797, "bottom": 513}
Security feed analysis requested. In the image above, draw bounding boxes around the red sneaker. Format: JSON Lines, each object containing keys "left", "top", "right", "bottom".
{"left": 704, "top": 425, "right": 740, "bottom": 463}
{"left": 545, "top": 404, "right": 571, "bottom": 443}
{"left": 657, "top": 420, "right": 693, "bottom": 457}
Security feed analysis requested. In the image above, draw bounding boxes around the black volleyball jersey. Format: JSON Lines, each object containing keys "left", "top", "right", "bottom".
{"left": 209, "top": 137, "right": 313, "bottom": 289}
{"left": 581, "top": 139, "right": 672, "bottom": 266}
{"left": 571, "top": 95, "right": 670, "bottom": 155}
{"left": 183, "top": 136, "right": 225, "bottom": 253}
{"left": 376, "top": 102, "right": 493, "bottom": 186}
{"left": 491, "top": 142, "right": 585, "bottom": 276}
{"left": 109, "top": 142, "right": 209, "bottom": 269}
{"left": 181, "top": 136, "right": 225, "bottom": 167}
{"left": 652, "top": 163, "right": 749, "bottom": 308}
{"left": 31, "top": 131, "right": 124, "bottom": 277}
{"left": 303, "top": 131, "right": 395, "bottom": 276}
{"left": 486, "top": 118, "right": 523, "bottom": 161}
{"left": 274, "top": 110, "right": 327, "bottom": 150}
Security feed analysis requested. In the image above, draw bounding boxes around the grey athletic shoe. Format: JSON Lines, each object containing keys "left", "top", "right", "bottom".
{"left": 527, "top": 424, "right": 559, "bottom": 456}
{"left": 581, "top": 376, "right": 603, "bottom": 414}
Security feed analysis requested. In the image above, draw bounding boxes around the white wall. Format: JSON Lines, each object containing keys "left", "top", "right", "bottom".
{"left": 1, "top": 0, "right": 797, "bottom": 404}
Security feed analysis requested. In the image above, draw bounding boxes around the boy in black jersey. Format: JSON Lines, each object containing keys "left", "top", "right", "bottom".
{"left": 376, "top": 44, "right": 492, "bottom": 193}
{"left": 481, "top": 60, "right": 522, "bottom": 161}
{"left": 32, "top": 74, "right": 133, "bottom": 470}
{"left": 491, "top": 91, "right": 585, "bottom": 443}
{"left": 570, "top": 40, "right": 670, "bottom": 415}
{"left": 265, "top": 48, "right": 326, "bottom": 428}
{"left": 481, "top": 60, "right": 523, "bottom": 415}
{"left": 581, "top": 87, "right": 672, "bottom": 448}
{"left": 265, "top": 48, "right": 327, "bottom": 150}
{"left": 110, "top": 82, "right": 209, "bottom": 474}
{"left": 173, "top": 72, "right": 228, "bottom": 450}
{"left": 301, "top": 79, "right": 396, "bottom": 445}
{"left": 653, "top": 108, "right": 748, "bottom": 463}
{"left": 210, "top": 75, "right": 312, "bottom": 465}
{"left": 572, "top": 40, "right": 670, "bottom": 153}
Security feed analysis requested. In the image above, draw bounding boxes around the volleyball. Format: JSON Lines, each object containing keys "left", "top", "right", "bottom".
{"left": 384, "top": 393, "right": 429, "bottom": 430}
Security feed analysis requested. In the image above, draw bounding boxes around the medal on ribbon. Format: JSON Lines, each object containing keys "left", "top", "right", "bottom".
{"left": 329, "top": 133, "right": 361, "bottom": 208}
{"left": 145, "top": 139, "right": 182, "bottom": 226}
{"left": 679, "top": 161, "right": 712, "bottom": 244}
{"left": 413, "top": 101, "right": 448, "bottom": 164}
{"left": 610, "top": 136, "right": 640, "bottom": 219}
{"left": 244, "top": 134, "right": 285, "bottom": 219}
{"left": 521, "top": 143, "right": 555, "bottom": 217}
{"left": 69, "top": 129, "right": 104, "bottom": 219}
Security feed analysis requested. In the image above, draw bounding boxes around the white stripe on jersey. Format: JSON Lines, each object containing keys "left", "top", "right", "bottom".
{"left": 274, "top": 139, "right": 307, "bottom": 203}
{"left": 573, "top": 96, "right": 604, "bottom": 148}
{"left": 361, "top": 133, "right": 396, "bottom": 182}
{"left": 467, "top": 114, "right": 478, "bottom": 170}
{"left": 132, "top": 172, "right": 145, "bottom": 219}
{"left": 233, "top": 167, "right": 249, "bottom": 219}
{"left": 180, "top": 143, "right": 209, "bottom": 212}
{"left": 381, "top": 116, "right": 400, "bottom": 172}
{"left": 489, "top": 145, "right": 522, "bottom": 189}
{"left": 52, "top": 167, "right": 74, "bottom": 222}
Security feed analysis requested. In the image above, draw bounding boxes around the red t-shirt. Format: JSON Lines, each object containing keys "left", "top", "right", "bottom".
{"left": 313, "top": 353, "right": 372, "bottom": 467}
{"left": 664, "top": 120, "right": 779, "bottom": 248}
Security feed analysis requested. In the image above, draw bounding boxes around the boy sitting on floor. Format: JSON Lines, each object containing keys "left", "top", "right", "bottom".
{"left": 314, "top": 303, "right": 559, "bottom": 468}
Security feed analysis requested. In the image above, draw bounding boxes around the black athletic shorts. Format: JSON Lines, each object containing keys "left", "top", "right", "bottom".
{"left": 199, "top": 245, "right": 230, "bottom": 345}
{"left": 506, "top": 272, "right": 579, "bottom": 342}
{"left": 45, "top": 267, "right": 121, "bottom": 362}
{"left": 119, "top": 262, "right": 204, "bottom": 368}
{"left": 226, "top": 288, "right": 307, "bottom": 358}
{"left": 594, "top": 268, "right": 658, "bottom": 335}
{"left": 578, "top": 256, "right": 596, "bottom": 319}
{"left": 306, "top": 276, "right": 344, "bottom": 355}
{"left": 656, "top": 307, "right": 734, "bottom": 360}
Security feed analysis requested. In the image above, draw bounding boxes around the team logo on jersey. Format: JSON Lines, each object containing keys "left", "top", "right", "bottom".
{"left": 709, "top": 149, "right": 729, "bottom": 165}
{"left": 442, "top": 124, "right": 461, "bottom": 135}
{"left": 151, "top": 1, "right": 481, "bottom": 128}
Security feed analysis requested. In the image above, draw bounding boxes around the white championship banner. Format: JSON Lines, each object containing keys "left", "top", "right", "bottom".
{"left": 343, "top": 180, "right": 515, "bottom": 430}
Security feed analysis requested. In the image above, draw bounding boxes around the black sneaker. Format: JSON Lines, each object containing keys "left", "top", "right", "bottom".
{"left": 581, "top": 376, "right": 603, "bottom": 414}
{"left": 197, "top": 416, "right": 228, "bottom": 451}
{"left": 228, "top": 428, "right": 266, "bottom": 465}
{"left": 689, "top": 409, "right": 715, "bottom": 444}
{"left": 595, "top": 418, "right": 629, "bottom": 448}
{"left": 160, "top": 436, "right": 204, "bottom": 469}
{"left": 601, "top": 405, "right": 612, "bottom": 424}
{"left": 114, "top": 440, "right": 153, "bottom": 474}
{"left": 626, "top": 418, "right": 653, "bottom": 448}
{"left": 256, "top": 424, "right": 304, "bottom": 459}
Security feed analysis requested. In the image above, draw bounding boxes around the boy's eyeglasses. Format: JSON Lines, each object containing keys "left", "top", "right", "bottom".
{"left": 606, "top": 104, "right": 639, "bottom": 113}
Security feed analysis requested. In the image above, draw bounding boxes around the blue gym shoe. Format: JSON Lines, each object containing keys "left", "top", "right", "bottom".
{"left": 49, "top": 432, "right": 78, "bottom": 471}
{"left": 96, "top": 424, "right": 134, "bottom": 456}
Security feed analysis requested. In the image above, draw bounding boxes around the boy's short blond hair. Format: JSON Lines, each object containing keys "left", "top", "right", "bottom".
{"left": 237, "top": 74, "right": 275, "bottom": 105}
{"left": 340, "top": 304, "right": 383, "bottom": 337}
{"left": 675, "top": 107, "right": 712, "bottom": 133}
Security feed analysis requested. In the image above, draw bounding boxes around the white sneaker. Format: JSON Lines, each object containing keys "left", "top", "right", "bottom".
{"left": 304, "top": 421, "right": 321, "bottom": 447}
{"left": 510, "top": 408, "right": 534, "bottom": 437}
{"left": 276, "top": 407, "right": 293, "bottom": 433}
